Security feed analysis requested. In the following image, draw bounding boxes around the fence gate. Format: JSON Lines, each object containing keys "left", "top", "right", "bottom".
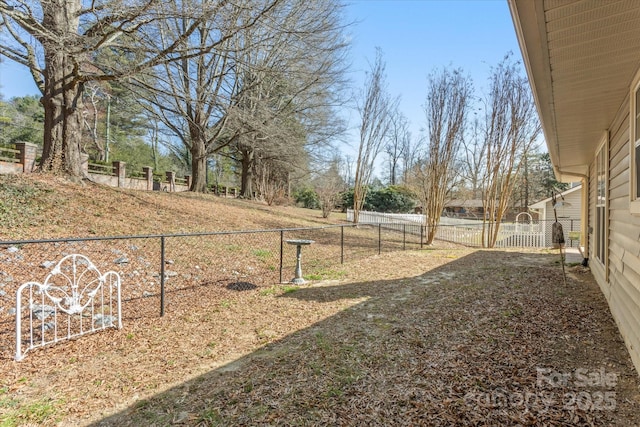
{"left": 15, "top": 254, "right": 122, "bottom": 361}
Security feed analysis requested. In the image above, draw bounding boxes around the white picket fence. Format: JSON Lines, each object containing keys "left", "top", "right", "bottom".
{"left": 346, "top": 209, "right": 424, "bottom": 225}
{"left": 346, "top": 210, "right": 576, "bottom": 248}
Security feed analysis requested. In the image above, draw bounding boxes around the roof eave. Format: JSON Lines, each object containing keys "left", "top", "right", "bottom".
{"left": 508, "top": 0, "right": 588, "bottom": 183}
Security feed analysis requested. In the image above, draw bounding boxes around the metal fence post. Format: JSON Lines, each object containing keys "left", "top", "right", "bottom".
{"left": 341, "top": 226, "right": 344, "bottom": 264}
{"left": 378, "top": 224, "right": 382, "bottom": 255}
{"left": 160, "top": 236, "right": 166, "bottom": 317}
{"left": 420, "top": 225, "right": 424, "bottom": 249}
{"left": 279, "top": 230, "right": 284, "bottom": 283}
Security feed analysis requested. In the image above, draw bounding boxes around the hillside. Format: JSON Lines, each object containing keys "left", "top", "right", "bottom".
{"left": 0, "top": 174, "right": 343, "bottom": 241}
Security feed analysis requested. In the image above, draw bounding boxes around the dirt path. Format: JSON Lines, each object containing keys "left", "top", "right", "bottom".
{"left": 2, "top": 247, "right": 639, "bottom": 426}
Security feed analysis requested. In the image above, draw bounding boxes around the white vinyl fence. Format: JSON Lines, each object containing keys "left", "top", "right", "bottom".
{"left": 347, "top": 209, "right": 424, "bottom": 225}
{"left": 346, "top": 210, "right": 580, "bottom": 248}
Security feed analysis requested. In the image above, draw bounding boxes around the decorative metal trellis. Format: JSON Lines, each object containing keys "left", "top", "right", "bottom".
{"left": 15, "top": 254, "right": 122, "bottom": 361}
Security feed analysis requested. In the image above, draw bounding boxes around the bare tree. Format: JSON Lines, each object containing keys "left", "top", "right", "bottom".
{"left": 409, "top": 67, "right": 472, "bottom": 244}
{"left": 352, "top": 48, "right": 396, "bottom": 223}
{"left": 341, "top": 154, "right": 354, "bottom": 187}
{"left": 124, "top": 1, "right": 287, "bottom": 192}
{"left": 399, "top": 128, "right": 419, "bottom": 185}
{"left": 256, "top": 159, "right": 289, "bottom": 205}
{"left": 131, "top": 18, "right": 239, "bottom": 192}
{"left": 132, "top": 0, "right": 347, "bottom": 193}
{"left": 480, "top": 55, "right": 541, "bottom": 247}
{"left": 314, "top": 156, "right": 346, "bottom": 218}
{"left": 459, "top": 116, "right": 486, "bottom": 200}
{"left": 228, "top": 0, "right": 349, "bottom": 197}
{"left": 385, "top": 105, "right": 410, "bottom": 185}
{"left": 0, "top": 0, "right": 279, "bottom": 177}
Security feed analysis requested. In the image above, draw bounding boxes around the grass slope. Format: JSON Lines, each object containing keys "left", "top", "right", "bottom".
{"left": 0, "top": 174, "right": 341, "bottom": 241}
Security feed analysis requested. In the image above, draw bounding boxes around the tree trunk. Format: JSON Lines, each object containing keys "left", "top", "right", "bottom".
{"left": 425, "top": 216, "right": 438, "bottom": 245}
{"left": 190, "top": 136, "right": 208, "bottom": 192}
{"left": 39, "top": 0, "right": 84, "bottom": 177}
{"left": 240, "top": 147, "right": 254, "bottom": 198}
{"left": 390, "top": 160, "right": 397, "bottom": 185}
{"left": 352, "top": 184, "right": 363, "bottom": 224}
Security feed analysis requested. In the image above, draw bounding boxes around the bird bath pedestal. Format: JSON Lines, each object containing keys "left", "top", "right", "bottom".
{"left": 286, "top": 239, "right": 314, "bottom": 284}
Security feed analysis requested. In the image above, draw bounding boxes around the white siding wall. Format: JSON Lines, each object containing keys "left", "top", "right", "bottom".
{"left": 545, "top": 189, "right": 582, "bottom": 222}
{"left": 593, "top": 93, "right": 640, "bottom": 372}
{"left": 537, "top": 188, "right": 582, "bottom": 247}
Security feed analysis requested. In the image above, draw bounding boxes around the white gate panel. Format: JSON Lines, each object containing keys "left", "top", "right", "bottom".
{"left": 15, "top": 254, "right": 122, "bottom": 361}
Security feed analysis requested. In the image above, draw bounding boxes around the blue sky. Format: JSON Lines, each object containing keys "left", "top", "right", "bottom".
{"left": 344, "top": 0, "right": 521, "bottom": 142}
{"left": 0, "top": 0, "right": 522, "bottom": 160}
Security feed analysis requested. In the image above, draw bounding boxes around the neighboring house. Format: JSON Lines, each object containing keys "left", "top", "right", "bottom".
{"left": 529, "top": 185, "right": 582, "bottom": 223}
{"left": 529, "top": 184, "right": 582, "bottom": 248}
{"left": 509, "top": 1, "right": 640, "bottom": 373}
{"left": 443, "top": 199, "right": 525, "bottom": 220}
{"left": 443, "top": 199, "right": 485, "bottom": 219}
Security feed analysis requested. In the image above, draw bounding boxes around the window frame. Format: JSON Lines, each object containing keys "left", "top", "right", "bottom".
{"left": 630, "top": 68, "right": 640, "bottom": 214}
{"left": 593, "top": 133, "right": 608, "bottom": 275}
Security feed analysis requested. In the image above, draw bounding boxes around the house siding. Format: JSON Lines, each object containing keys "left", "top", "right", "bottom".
{"left": 508, "top": 0, "right": 640, "bottom": 377}
{"left": 544, "top": 191, "right": 582, "bottom": 222}
{"left": 545, "top": 190, "right": 582, "bottom": 247}
{"left": 593, "top": 93, "right": 640, "bottom": 372}
{"left": 529, "top": 186, "right": 582, "bottom": 247}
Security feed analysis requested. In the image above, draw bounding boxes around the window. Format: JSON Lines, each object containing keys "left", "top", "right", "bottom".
{"left": 594, "top": 136, "right": 607, "bottom": 265}
{"left": 630, "top": 70, "right": 640, "bottom": 213}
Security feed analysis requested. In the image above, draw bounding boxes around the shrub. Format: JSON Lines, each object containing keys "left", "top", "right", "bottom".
{"left": 342, "top": 186, "right": 415, "bottom": 213}
{"left": 294, "top": 188, "right": 320, "bottom": 209}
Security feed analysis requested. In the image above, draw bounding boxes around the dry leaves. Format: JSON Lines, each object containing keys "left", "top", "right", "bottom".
{"left": 1, "top": 175, "right": 639, "bottom": 426}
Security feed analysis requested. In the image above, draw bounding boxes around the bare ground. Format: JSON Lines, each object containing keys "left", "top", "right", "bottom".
{"left": 1, "top": 175, "right": 640, "bottom": 426}
{"left": 1, "top": 248, "right": 639, "bottom": 426}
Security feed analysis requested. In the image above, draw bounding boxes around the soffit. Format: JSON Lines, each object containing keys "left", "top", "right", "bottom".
{"left": 509, "top": 0, "right": 640, "bottom": 182}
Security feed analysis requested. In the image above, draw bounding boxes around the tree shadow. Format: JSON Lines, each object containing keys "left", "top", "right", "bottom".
{"left": 87, "top": 250, "right": 639, "bottom": 426}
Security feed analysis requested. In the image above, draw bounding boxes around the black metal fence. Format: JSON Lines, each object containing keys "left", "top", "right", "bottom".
{"left": 0, "top": 223, "right": 428, "bottom": 326}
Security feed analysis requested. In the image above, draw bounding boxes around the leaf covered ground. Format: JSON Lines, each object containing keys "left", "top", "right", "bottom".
{"left": 1, "top": 175, "right": 639, "bottom": 426}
